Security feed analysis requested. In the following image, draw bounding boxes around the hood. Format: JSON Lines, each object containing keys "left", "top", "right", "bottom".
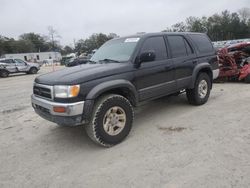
{"left": 35, "top": 63, "right": 133, "bottom": 85}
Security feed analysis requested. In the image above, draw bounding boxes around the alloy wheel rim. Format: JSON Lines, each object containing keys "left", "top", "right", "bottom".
{"left": 103, "top": 106, "right": 126, "bottom": 136}
{"left": 198, "top": 80, "right": 208, "bottom": 99}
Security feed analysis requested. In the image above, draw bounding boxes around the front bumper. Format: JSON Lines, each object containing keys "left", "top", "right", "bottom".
{"left": 31, "top": 94, "right": 84, "bottom": 126}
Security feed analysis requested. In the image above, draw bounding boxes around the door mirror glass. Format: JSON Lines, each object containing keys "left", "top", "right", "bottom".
{"left": 140, "top": 51, "right": 156, "bottom": 63}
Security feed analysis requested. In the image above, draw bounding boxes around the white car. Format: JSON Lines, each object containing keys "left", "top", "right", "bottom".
{"left": 0, "top": 58, "right": 40, "bottom": 78}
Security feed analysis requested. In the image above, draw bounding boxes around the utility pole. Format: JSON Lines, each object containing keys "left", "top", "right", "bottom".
{"left": 48, "top": 26, "right": 60, "bottom": 71}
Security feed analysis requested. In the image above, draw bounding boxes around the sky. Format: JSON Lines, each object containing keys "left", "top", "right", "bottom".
{"left": 0, "top": 0, "right": 249, "bottom": 46}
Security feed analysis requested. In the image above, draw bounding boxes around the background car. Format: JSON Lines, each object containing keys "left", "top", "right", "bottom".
{"left": 0, "top": 58, "right": 40, "bottom": 78}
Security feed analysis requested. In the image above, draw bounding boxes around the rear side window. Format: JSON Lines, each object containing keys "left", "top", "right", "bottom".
{"left": 141, "top": 36, "right": 168, "bottom": 61}
{"left": 168, "top": 36, "right": 190, "bottom": 58}
{"left": 189, "top": 34, "right": 214, "bottom": 53}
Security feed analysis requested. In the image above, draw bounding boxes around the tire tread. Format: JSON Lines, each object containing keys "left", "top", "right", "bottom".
{"left": 85, "top": 94, "right": 134, "bottom": 147}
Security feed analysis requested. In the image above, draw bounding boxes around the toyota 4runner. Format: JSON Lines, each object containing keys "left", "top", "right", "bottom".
{"left": 31, "top": 32, "right": 219, "bottom": 147}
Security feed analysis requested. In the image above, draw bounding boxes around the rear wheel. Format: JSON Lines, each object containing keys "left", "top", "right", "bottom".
{"left": 0, "top": 70, "right": 9, "bottom": 78}
{"left": 85, "top": 94, "right": 134, "bottom": 147}
{"left": 186, "top": 73, "right": 211, "bottom": 105}
{"left": 29, "top": 67, "right": 38, "bottom": 74}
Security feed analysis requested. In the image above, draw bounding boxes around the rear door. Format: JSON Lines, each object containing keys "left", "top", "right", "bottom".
{"left": 2, "top": 59, "right": 17, "bottom": 73}
{"left": 167, "top": 35, "right": 196, "bottom": 90}
{"left": 135, "top": 36, "right": 176, "bottom": 101}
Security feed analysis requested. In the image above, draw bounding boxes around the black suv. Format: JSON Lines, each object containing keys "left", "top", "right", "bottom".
{"left": 31, "top": 32, "right": 219, "bottom": 147}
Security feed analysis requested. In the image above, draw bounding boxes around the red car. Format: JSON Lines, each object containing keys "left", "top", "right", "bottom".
{"left": 217, "top": 42, "right": 250, "bottom": 82}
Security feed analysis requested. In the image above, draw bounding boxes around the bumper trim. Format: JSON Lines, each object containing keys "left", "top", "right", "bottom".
{"left": 31, "top": 94, "right": 84, "bottom": 116}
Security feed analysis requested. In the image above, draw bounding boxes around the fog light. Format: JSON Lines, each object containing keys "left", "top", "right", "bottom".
{"left": 53, "top": 106, "right": 66, "bottom": 113}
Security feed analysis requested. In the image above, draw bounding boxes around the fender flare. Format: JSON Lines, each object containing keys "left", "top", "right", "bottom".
{"left": 82, "top": 80, "right": 138, "bottom": 124}
{"left": 190, "top": 63, "right": 213, "bottom": 88}
{"left": 86, "top": 79, "right": 138, "bottom": 103}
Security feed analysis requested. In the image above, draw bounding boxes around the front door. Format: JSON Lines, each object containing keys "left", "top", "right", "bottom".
{"left": 135, "top": 36, "right": 176, "bottom": 101}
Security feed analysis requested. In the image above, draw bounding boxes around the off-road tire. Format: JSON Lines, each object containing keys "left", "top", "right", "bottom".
{"left": 0, "top": 70, "right": 9, "bottom": 78}
{"left": 29, "top": 67, "right": 38, "bottom": 74}
{"left": 85, "top": 94, "right": 134, "bottom": 147}
{"left": 245, "top": 74, "right": 250, "bottom": 83}
{"left": 186, "top": 73, "right": 211, "bottom": 105}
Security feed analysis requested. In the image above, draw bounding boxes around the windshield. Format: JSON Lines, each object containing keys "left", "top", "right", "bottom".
{"left": 90, "top": 37, "right": 139, "bottom": 62}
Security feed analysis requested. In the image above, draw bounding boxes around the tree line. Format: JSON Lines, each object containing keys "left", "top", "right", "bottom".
{"left": 1, "top": 8, "right": 250, "bottom": 57}
{"left": 0, "top": 32, "right": 117, "bottom": 57}
{"left": 163, "top": 8, "right": 250, "bottom": 41}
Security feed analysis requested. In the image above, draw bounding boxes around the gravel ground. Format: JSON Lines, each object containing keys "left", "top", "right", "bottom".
{"left": 0, "top": 66, "right": 250, "bottom": 188}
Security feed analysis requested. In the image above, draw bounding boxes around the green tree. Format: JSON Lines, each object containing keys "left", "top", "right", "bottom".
{"left": 163, "top": 8, "right": 250, "bottom": 41}
{"left": 75, "top": 33, "right": 117, "bottom": 54}
{"left": 19, "top": 33, "right": 49, "bottom": 52}
{"left": 62, "top": 45, "right": 73, "bottom": 55}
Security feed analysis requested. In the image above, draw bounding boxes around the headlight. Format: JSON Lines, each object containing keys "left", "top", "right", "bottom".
{"left": 54, "top": 85, "right": 80, "bottom": 98}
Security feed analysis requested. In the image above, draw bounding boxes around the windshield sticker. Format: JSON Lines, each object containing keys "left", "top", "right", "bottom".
{"left": 124, "top": 38, "right": 140, "bottom": 43}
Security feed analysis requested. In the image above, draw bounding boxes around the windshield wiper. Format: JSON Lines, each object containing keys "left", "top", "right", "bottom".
{"left": 99, "top": 59, "right": 120, "bottom": 63}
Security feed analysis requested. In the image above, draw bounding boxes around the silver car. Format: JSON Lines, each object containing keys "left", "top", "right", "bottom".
{"left": 0, "top": 58, "right": 40, "bottom": 78}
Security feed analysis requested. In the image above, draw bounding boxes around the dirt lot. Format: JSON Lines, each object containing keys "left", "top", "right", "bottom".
{"left": 0, "top": 66, "right": 250, "bottom": 188}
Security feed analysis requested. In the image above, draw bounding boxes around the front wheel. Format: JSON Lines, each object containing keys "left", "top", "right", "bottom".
{"left": 186, "top": 73, "right": 211, "bottom": 105}
{"left": 29, "top": 67, "right": 38, "bottom": 74}
{"left": 85, "top": 94, "right": 134, "bottom": 147}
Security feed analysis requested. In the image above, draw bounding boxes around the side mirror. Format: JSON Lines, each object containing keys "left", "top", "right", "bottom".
{"left": 140, "top": 51, "right": 156, "bottom": 63}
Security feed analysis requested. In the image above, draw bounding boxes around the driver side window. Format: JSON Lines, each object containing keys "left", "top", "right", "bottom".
{"left": 140, "top": 36, "right": 168, "bottom": 61}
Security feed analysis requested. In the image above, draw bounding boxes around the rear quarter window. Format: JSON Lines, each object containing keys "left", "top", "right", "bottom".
{"left": 189, "top": 34, "right": 214, "bottom": 54}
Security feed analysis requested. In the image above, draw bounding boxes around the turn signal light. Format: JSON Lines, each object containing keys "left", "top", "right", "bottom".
{"left": 53, "top": 106, "right": 66, "bottom": 113}
{"left": 70, "top": 85, "right": 80, "bottom": 97}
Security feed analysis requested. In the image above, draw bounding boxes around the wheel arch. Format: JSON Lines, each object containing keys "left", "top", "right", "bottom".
{"left": 86, "top": 79, "right": 138, "bottom": 106}
{"left": 82, "top": 80, "right": 137, "bottom": 126}
{"left": 0, "top": 68, "right": 10, "bottom": 77}
{"left": 29, "top": 66, "right": 38, "bottom": 71}
{"left": 189, "top": 63, "right": 213, "bottom": 89}
{"left": 0, "top": 68, "right": 9, "bottom": 73}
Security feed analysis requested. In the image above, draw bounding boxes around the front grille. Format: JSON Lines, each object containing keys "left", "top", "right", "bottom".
{"left": 33, "top": 85, "right": 52, "bottom": 100}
